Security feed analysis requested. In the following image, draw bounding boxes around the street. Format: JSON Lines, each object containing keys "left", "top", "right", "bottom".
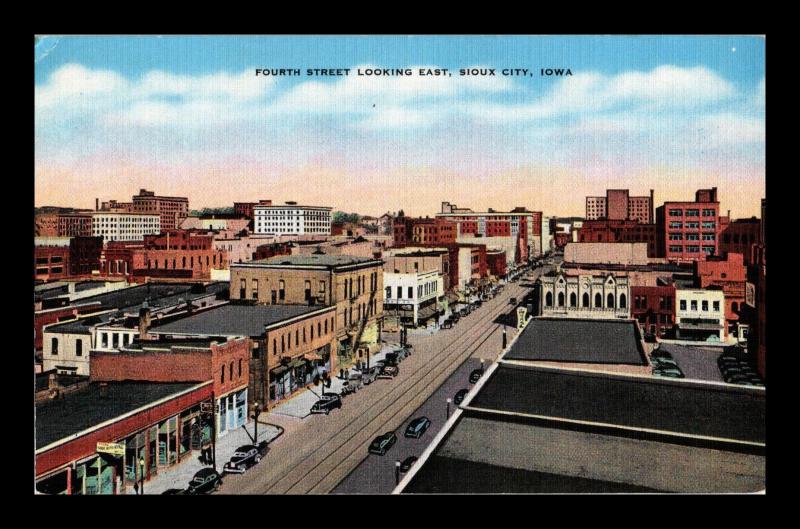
{"left": 219, "top": 267, "right": 546, "bottom": 494}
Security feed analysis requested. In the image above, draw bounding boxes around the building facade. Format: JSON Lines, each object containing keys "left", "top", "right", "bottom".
{"left": 578, "top": 220, "right": 657, "bottom": 257}
{"left": 585, "top": 189, "right": 654, "bottom": 223}
{"left": 719, "top": 217, "right": 761, "bottom": 266}
{"left": 383, "top": 270, "right": 444, "bottom": 327}
{"left": 92, "top": 212, "right": 161, "bottom": 242}
{"left": 253, "top": 203, "right": 332, "bottom": 236}
{"left": 58, "top": 213, "right": 94, "bottom": 238}
{"left": 538, "top": 272, "right": 631, "bottom": 320}
{"left": 631, "top": 285, "right": 676, "bottom": 337}
{"left": 131, "top": 189, "right": 189, "bottom": 231}
{"left": 675, "top": 287, "right": 726, "bottom": 342}
{"left": 655, "top": 188, "right": 720, "bottom": 262}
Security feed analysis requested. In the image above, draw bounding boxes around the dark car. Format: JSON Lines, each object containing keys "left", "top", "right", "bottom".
{"left": 377, "top": 365, "right": 399, "bottom": 379}
{"left": 441, "top": 318, "right": 453, "bottom": 329}
{"left": 453, "top": 388, "right": 469, "bottom": 405}
{"left": 509, "top": 297, "right": 518, "bottom": 305}
{"left": 469, "top": 368, "right": 484, "bottom": 384}
{"left": 310, "top": 394, "right": 342, "bottom": 415}
{"left": 186, "top": 468, "right": 223, "bottom": 495}
{"left": 385, "top": 351, "right": 400, "bottom": 364}
{"left": 223, "top": 441, "right": 269, "bottom": 474}
{"left": 368, "top": 432, "right": 397, "bottom": 455}
{"left": 400, "top": 456, "right": 418, "bottom": 473}
{"left": 405, "top": 416, "right": 432, "bottom": 439}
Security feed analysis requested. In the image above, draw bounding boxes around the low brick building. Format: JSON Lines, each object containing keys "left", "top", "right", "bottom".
{"left": 631, "top": 284, "right": 676, "bottom": 337}
{"left": 694, "top": 252, "right": 747, "bottom": 333}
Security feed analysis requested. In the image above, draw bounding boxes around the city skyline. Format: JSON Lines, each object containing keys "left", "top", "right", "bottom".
{"left": 35, "top": 35, "right": 765, "bottom": 218}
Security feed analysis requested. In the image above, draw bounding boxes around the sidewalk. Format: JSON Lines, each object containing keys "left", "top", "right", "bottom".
{"left": 129, "top": 419, "right": 284, "bottom": 495}
{"left": 268, "top": 342, "right": 403, "bottom": 419}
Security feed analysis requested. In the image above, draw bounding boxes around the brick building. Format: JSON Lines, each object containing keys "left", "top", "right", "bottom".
{"left": 393, "top": 216, "right": 457, "bottom": 247}
{"left": 35, "top": 239, "right": 71, "bottom": 281}
{"left": 694, "top": 252, "right": 747, "bottom": 333}
{"left": 230, "top": 255, "right": 384, "bottom": 360}
{"left": 719, "top": 217, "right": 761, "bottom": 266}
{"left": 69, "top": 236, "right": 103, "bottom": 276}
{"left": 131, "top": 189, "right": 189, "bottom": 231}
{"left": 383, "top": 249, "right": 451, "bottom": 292}
{"left": 585, "top": 189, "right": 654, "bottom": 223}
{"left": 578, "top": 220, "right": 657, "bottom": 257}
{"left": 58, "top": 213, "right": 94, "bottom": 237}
{"left": 631, "top": 284, "right": 676, "bottom": 337}
{"left": 486, "top": 249, "right": 508, "bottom": 279}
{"left": 234, "top": 200, "right": 272, "bottom": 219}
{"left": 655, "top": 187, "right": 720, "bottom": 262}
{"left": 437, "top": 202, "right": 541, "bottom": 258}
{"left": 35, "top": 213, "right": 59, "bottom": 237}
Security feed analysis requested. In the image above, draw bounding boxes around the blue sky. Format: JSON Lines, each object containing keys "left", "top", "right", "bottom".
{"left": 34, "top": 35, "right": 766, "bottom": 217}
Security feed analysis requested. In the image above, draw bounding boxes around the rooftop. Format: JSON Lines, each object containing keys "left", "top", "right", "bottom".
{"left": 244, "top": 254, "right": 382, "bottom": 268}
{"left": 35, "top": 382, "right": 201, "bottom": 449}
{"left": 506, "top": 318, "right": 646, "bottom": 365}
{"left": 150, "top": 303, "right": 332, "bottom": 337}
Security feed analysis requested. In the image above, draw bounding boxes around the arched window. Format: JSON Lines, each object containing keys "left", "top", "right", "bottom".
{"left": 595, "top": 293, "right": 602, "bottom": 308}
{"left": 570, "top": 293, "right": 577, "bottom": 307}
{"left": 557, "top": 292, "right": 565, "bottom": 307}
{"left": 607, "top": 293, "right": 615, "bottom": 308}
{"left": 582, "top": 293, "right": 590, "bottom": 307}
{"left": 545, "top": 292, "right": 553, "bottom": 307}
{"left": 620, "top": 293, "right": 627, "bottom": 309}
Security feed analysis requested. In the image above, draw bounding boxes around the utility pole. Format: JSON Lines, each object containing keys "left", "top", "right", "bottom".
{"left": 502, "top": 326, "right": 507, "bottom": 349}
{"left": 446, "top": 398, "right": 451, "bottom": 419}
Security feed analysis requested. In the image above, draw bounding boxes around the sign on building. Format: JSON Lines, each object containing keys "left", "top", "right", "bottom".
{"left": 517, "top": 307, "right": 528, "bottom": 330}
{"left": 746, "top": 282, "right": 756, "bottom": 308}
{"left": 96, "top": 442, "right": 125, "bottom": 457}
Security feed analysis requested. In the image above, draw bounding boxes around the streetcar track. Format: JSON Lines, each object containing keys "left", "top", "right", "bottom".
{"left": 268, "top": 284, "right": 529, "bottom": 493}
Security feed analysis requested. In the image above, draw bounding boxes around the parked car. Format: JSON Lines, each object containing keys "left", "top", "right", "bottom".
{"left": 405, "top": 416, "right": 432, "bottom": 438}
{"left": 368, "top": 432, "right": 397, "bottom": 455}
{"left": 400, "top": 456, "right": 418, "bottom": 473}
{"left": 441, "top": 319, "right": 453, "bottom": 329}
{"left": 652, "top": 357, "right": 679, "bottom": 368}
{"left": 451, "top": 313, "right": 461, "bottom": 323}
{"left": 186, "top": 468, "right": 223, "bottom": 495}
{"left": 359, "top": 366, "right": 380, "bottom": 385}
{"left": 223, "top": 441, "right": 269, "bottom": 474}
{"left": 385, "top": 351, "right": 400, "bottom": 364}
{"left": 653, "top": 367, "right": 683, "bottom": 378}
{"left": 469, "top": 368, "right": 484, "bottom": 384}
{"left": 340, "top": 378, "right": 362, "bottom": 396}
{"left": 509, "top": 297, "right": 518, "bottom": 305}
{"left": 310, "top": 394, "right": 342, "bottom": 415}
{"left": 453, "top": 388, "right": 469, "bottom": 405}
{"left": 377, "top": 365, "right": 399, "bottom": 379}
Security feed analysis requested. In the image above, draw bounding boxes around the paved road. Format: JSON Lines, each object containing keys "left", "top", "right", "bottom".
{"left": 658, "top": 344, "right": 725, "bottom": 382}
{"left": 218, "top": 269, "right": 542, "bottom": 494}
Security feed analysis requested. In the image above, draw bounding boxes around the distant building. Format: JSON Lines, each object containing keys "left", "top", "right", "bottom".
{"left": 586, "top": 189, "right": 654, "bottom": 223}
{"left": 253, "top": 202, "right": 332, "bottom": 236}
{"left": 35, "top": 213, "right": 59, "bottom": 237}
{"left": 34, "top": 238, "right": 71, "bottom": 281}
{"left": 91, "top": 212, "right": 161, "bottom": 242}
{"left": 564, "top": 242, "right": 650, "bottom": 267}
{"left": 694, "top": 252, "right": 748, "bottom": 334}
{"left": 577, "top": 220, "right": 657, "bottom": 257}
{"left": 131, "top": 188, "right": 189, "bottom": 231}
{"left": 234, "top": 199, "right": 272, "bottom": 220}
{"left": 393, "top": 216, "right": 456, "bottom": 247}
{"left": 674, "top": 287, "right": 726, "bottom": 342}
{"left": 655, "top": 187, "right": 720, "bottom": 262}
{"left": 719, "top": 216, "right": 761, "bottom": 266}
{"left": 631, "top": 284, "right": 675, "bottom": 338}
{"left": 58, "top": 213, "right": 94, "bottom": 238}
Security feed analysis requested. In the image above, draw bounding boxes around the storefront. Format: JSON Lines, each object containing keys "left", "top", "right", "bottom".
{"left": 217, "top": 388, "right": 247, "bottom": 437}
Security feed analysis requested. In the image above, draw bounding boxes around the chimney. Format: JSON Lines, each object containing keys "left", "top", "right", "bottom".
{"left": 95, "top": 198, "right": 99, "bottom": 211}
{"left": 139, "top": 304, "right": 152, "bottom": 341}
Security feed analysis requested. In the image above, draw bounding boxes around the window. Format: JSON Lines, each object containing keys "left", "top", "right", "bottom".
{"left": 570, "top": 293, "right": 577, "bottom": 307}
{"left": 51, "top": 337, "right": 59, "bottom": 355}
{"left": 669, "top": 209, "right": 683, "bottom": 217}
{"left": 408, "top": 287, "right": 414, "bottom": 299}
{"left": 680, "top": 300, "right": 687, "bottom": 311}
{"left": 229, "top": 362, "right": 234, "bottom": 381}
{"left": 252, "top": 279, "right": 259, "bottom": 300}
{"left": 691, "top": 300, "right": 698, "bottom": 311}
{"left": 221, "top": 365, "right": 225, "bottom": 384}
{"left": 607, "top": 293, "right": 615, "bottom": 309}
{"left": 714, "top": 301, "right": 721, "bottom": 312}
{"left": 557, "top": 292, "right": 565, "bottom": 307}
{"left": 386, "top": 287, "right": 391, "bottom": 299}
{"left": 76, "top": 339, "right": 83, "bottom": 357}
{"left": 239, "top": 359, "right": 243, "bottom": 377}
{"left": 702, "top": 300, "right": 708, "bottom": 311}
{"left": 620, "top": 293, "right": 627, "bottom": 309}
{"left": 595, "top": 293, "right": 602, "bottom": 308}
{"left": 582, "top": 293, "right": 589, "bottom": 307}
{"left": 279, "top": 280, "right": 285, "bottom": 301}
{"left": 545, "top": 292, "right": 553, "bottom": 307}
{"left": 397, "top": 286, "right": 402, "bottom": 299}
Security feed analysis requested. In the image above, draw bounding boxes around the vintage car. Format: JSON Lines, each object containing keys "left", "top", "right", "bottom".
{"left": 368, "top": 432, "right": 397, "bottom": 455}
{"left": 223, "top": 441, "right": 269, "bottom": 474}
{"left": 186, "top": 468, "right": 223, "bottom": 495}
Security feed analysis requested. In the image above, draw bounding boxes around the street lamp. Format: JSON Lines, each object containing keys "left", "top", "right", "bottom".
{"left": 252, "top": 401, "right": 261, "bottom": 444}
{"left": 446, "top": 398, "right": 452, "bottom": 419}
{"left": 395, "top": 460, "right": 401, "bottom": 486}
{"left": 502, "top": 326, "right": 507, "bottom": 349}
{"left": 139, "top": 457, "right": 145, "bottom": 495}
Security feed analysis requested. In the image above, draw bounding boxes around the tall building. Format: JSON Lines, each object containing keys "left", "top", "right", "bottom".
{"left": 131, "top": 189, "right": 189, "bottom": 231}
{"left": 719, "top": 216, "right": 761, "bottom": 266}
{"left": 91, "top": 212, "right": 161, "bottom": 242}
{"left": 578, "top": 220, "right": 658, "bottom": 257}
{"left": 393, "top": 216, "right": 456, "bottom": 247}
{"left": 655, "top": 188, "right": 720, "bottom": 262}
{"left": 253, "top": 202, "right": 332, "bottom": 236}
{"left": 586, "top": 189, "right": 654, "bottom": 224}
{"left": 57, "top": 213, "right": 94, "bottom": 237}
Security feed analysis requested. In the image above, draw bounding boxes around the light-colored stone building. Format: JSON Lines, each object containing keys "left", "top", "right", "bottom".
{"left": 538, "top": 272, "right": 631, "bottom": 319}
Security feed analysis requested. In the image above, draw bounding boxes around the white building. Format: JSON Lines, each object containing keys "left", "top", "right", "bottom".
{"left": 383, "top": 270, "right": 444, "bottom": 326}
{"left": 91, "top": 212, "right": 161, "bottom": 242}
{"left": 539, "top": 272, "right": 631, "bottom": 320}
{"left": 675, "top": 288, "right": 726, "bottom": 342}
{"left": 253, "top": 202, "right": 332, "bottom": 236}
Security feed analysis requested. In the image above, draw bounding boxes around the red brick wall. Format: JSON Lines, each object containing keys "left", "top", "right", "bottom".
{"left": 34, "top": 246, "right": 70, "bottom": 281}
{"left": 631, "top": 285, "right": 675, "bottom": 336}
{"left": 607, "top": 190, "right": 629, "bottom": 220}
{"left": 91, "top": 350, "right": 212, "bottom": 384}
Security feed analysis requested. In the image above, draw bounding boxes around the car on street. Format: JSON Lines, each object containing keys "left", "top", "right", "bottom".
{"left": 400, "top": 456, "right": 418, "bottom": 473}
{"left": 652, "top": 357, "right": 679, "bottom": 368}
{"left": 186, "top": 468, "right": 223, "bottom": 495}
{"left": 310, "top": 394, "right": 342, "bottom": 415}
{"left": 405, "top": 416, "right": 432, "bottom": 438}
{"left": 340, "top": 378, "right": 362, "bottom": 396}
{"left": 509, "top": 297, "right": 518, "bottom": 305}
{"left": 223, "top": 441, "right": 269, "bottom": 474}
{"left": 453, "top": 388, "right": 469, "bottom": 405}
{"left": 368, "top": 432, "right": 397, "bottom": 455}
{"left": 441, "top": 318, "right": 453, "bottom": 329}
{"left": 359, "top": 366, "right": 380, "bottom": 385}
{"left": 469, "top": 368, "right": 484, "bottom": 384}
{"left": 377, "top": 365, "right": 399, "bottom": 379}
{"left": 653, "top": 367, "right": 683, "bottom": 378}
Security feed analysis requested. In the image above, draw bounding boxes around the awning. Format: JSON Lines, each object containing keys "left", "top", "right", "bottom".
{"left": 304, "top": 352, "right": 322, "bottom": 362}
{"left": 417, "top": 305, "right": 439, "bottom": 320}
{"left": 288, "top": 358, "right": 305, "bottom": 369}
{"left": 270, "top": 366, "right": 289, "bottom": 377}
{"left": 678, "top": 322, "right": 723, "bottom": 331}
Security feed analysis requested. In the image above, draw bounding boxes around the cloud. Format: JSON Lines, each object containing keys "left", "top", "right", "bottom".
{"left": 36, "top": 63, "right": 128, "bottom": 109}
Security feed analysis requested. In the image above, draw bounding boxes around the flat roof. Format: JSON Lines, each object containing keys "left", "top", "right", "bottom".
{"left": 243, "top": 254, "right": 382, "bottom": 268}
{"left": 35, "top": 382, "right": 201, "bottom": 449}
{"left": 150, "top": 303, "right": 332, "bottom": 337}
{"left": 470, "top": 364, "right": 765, "bottom": 443}
{"left": 506, "top": 318, "right": 646, "bottom": 365}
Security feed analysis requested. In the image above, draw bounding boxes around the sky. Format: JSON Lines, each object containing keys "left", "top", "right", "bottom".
{"left": 34, "top": 35, "right": 765, "bottom": 218}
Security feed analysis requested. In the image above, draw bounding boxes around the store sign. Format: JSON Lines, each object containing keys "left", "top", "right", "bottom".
{"left": 517, "top": 307, "right": 528, "bottom": 330}
{"left": 96, "top": 442, "right": 125, "bottom": 457}
{"left": 745, "top": 282, "right": 756, "bottom": 308}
